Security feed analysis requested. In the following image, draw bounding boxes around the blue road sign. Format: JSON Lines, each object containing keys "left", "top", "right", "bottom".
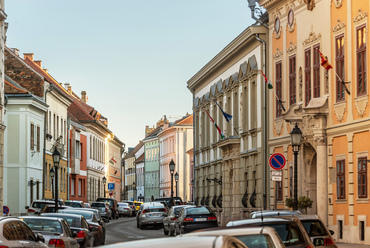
{"left": 3, "top": 206, "right": 9, "bottom": 215}
{"left": 269, "top": 153, "right": 286, "bottom": 170}
{"left": 107, "top": 183, "right": 115, "bottom": 190}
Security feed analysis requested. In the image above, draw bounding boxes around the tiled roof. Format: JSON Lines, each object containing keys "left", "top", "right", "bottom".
{"left": 5, "top": 74, "right": 28, "bottom": 94}
{"left": 123, "top": 141, "right": 143, "bottom": 159}
{"left": 174, "top": 114, "right": 193, "bottom": 125}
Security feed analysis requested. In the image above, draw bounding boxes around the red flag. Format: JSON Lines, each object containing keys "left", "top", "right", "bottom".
{"left": 317, "top": 49, "right": 333, "bottom": 71}
{"left": 203, "top": 109, "right": 224, "bottom": 139}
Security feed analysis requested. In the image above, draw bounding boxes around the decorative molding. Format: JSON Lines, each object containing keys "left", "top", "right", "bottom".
{"left": 287, "top": 42, "right": 297, "bottom": 55}
{"left": 333, "top": 0, "right": 342, "bottom": 8}
{"left": 302, "top": 29, "right": 322, "bottom": 47}
{"left": 353, "top": 9, "right": 367, "bottom": 24}
{"left": 354, "top": 95, "right": 368, "bottom": 117}
{"left": 333, "top": 101, "right": 346, "bottom": 122}
{"left": 303, "top": 0, "right": 315, "bottom": 11}
{"left": 332, "top": 19, "right": 346, "bottom": 34}
{"left": 314, "top": 136, "right": 327, "bottom": 146}
{"left": 274, "top": 118, "right": 284, "bottom": 135}
{"left": 273, "top": 48, "right": 283, "bottom": 61}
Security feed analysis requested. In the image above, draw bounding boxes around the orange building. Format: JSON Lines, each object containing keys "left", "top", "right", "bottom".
{"left": 260, "top": 0, "right": 370, "bottom": 244}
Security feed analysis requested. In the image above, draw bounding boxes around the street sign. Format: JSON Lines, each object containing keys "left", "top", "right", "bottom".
{"left": 107, "top": 183, "right": 115, "bottom": 190}
{"left": 3, "top": 206, "right": 9, "bottom": 215}
{"left": 269, "top": 153, "right": 286, "bottom": 170}
{"left": 271, "top": 170, "right": 282, "bottom": 181}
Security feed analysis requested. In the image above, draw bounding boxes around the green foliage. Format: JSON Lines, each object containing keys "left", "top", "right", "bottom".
{"left": 285, "top": 196, "right": 313, "bottom": 210}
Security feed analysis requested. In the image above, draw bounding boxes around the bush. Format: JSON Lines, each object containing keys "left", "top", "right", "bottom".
{"left": 285, "top": 196, "right": 313, "bottom": 210}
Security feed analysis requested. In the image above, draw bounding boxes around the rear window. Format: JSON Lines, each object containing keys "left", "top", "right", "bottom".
{"left": 187, "top": 208, "right": 211, "bottom": 215}
{"left": 91, "top": 203, "right": 105, "bottom": 207}
{"left": 134, "top": 203, "right": 142, "bottom": 207}
{"left": 22, "top": 218, "right": 62, "bottom": 233}
{"left": 301, "top": 220, "right": 329, "bottom": 237}
{"left": 32, "top": 202, "right": 52, "bottom": 209}
{"left": 65, "top": 202, "right": 83, "bottom": 207}
{"left": 60, "top": 210, "right": 93, "bottom": 220}
{"left": 237, "top": 234, "right": 276, "bottom": 248}
{"left": 265, "top": 223, "right": 305, "bottom": 246}
{"left": 144, "top": 208, "right": 166, "bottom": 213}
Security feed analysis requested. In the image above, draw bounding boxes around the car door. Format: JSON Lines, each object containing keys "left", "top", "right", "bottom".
{"left": 2, "top": 221, "right": 24, "bottom": 248}
{"left": 61, "top": 220, "right": 78, "bottom": 248}
{"left": 81, "top": 218, "right": 94, "bottom": 247}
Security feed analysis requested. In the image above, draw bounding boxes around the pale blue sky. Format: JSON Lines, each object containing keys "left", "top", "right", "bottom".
{"left": 6, "top": 0, "right": 254, "bottom": 149}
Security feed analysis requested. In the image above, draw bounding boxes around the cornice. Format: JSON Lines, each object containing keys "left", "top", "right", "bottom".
{"left": 353, "top": 9, "right": 367, "bottom": 25}
{"left": 302, "top": 29, "right": 321, "bottom": 47}
{"left": 332, "top": 19, "right": 345, "bottom": 34}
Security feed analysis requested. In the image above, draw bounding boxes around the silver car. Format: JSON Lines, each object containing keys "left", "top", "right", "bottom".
{"left": 137, "top": 202, "right": 167, "bottom": 229}
{"left": 0, "top": 216, "right": 48, "bottom": 248}
{"left": 298, "top": 215, "right": 337, "bottom": 247}
{"left": 163, "top": 205, "right": 192, "bottom": 236}
{"left": 91, "top": 202, "right": 112, "bottom": 220}
{"left": 21, "top": 216, "right": 79, "bottom": 248}
{"left": 117, "top": 202, "right": 132, "bottom": 217}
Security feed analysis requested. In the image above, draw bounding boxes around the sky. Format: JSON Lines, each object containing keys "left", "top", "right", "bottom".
{"left": 5, "top": 0, "right": 255, "bottom": 149}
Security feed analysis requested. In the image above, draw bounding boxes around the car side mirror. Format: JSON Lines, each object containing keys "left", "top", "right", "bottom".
{"left": 313, "top": 238, "right": 325, "bottom": 246}
{"left": 329, "top": 230, "right": 334, "bottom": 235}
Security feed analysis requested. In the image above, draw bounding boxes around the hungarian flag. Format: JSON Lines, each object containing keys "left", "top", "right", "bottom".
{"left": 213, "top": 100, "right": 232, "bottom": 123}
{"left": 109, "top": 157, "right": 116, "bottom": 164}
{"left": 203, "top": 109, "right": 224, "bottom": 139}
{"left": 317, "top": 49, "right": 333, "bottom": 71}
{"left": 260, "top": 70, "right": 273, "bottom": 89}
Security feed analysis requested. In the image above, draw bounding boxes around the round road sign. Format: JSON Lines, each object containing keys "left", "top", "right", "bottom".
{"left": 3, "top": 206, "right": 9, "bottom": 215}
{"left": 269, "top": 153, "right": 286, "bottom": 170}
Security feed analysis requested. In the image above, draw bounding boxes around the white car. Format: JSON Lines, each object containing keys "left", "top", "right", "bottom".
{"left": 181, "top": 226, "right": 285, "bottom": 248}
{"left": 21, "top": 216, "right": 79, "bottom": 248}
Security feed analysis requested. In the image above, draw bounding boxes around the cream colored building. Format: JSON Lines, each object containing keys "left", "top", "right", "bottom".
{"left": 187, "top": 23, "right": 269, "bottom": 226}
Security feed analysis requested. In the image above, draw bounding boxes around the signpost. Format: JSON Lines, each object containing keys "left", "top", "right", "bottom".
{"left": 271, "top": 170, "right": 283, "bottom": 181}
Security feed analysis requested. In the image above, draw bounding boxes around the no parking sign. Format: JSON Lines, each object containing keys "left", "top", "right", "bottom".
{"left": 3, "top": 206, "right": 9, "bottom": 215}
{"left": 269, "top": 153, "right": 286, "bottom": 170}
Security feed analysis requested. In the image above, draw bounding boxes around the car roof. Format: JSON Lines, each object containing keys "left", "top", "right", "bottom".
{"left": 227, "top": 216, "right": 299, "bottom": 226}
{"left": 41, "top": 213, "right": 84, "bottom": 219}
{"left": 297, "top": 215, "right": 321, "bottom": 220}
{"left": 183, "top": 226, "right": 277, "bottom": 236}
{"left": 142, "top": 202, "right": 164, "bottom": 206}
{"left": 20, "top": 216, "right": 64, "bottom": 221}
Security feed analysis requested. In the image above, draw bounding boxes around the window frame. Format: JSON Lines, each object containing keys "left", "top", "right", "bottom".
{"left": 275, "top": 61, "right": 283, "bottom": 117}
{"left": 335, "top": 34, "right": 345, "bottom": 101}
{"left": 30, "top": 123, "right": 35, "bottom": 150}
{"left": 313, "top": 44, "right": 321, "bottom": 98}
{"left": 305, "top": 48, "right": 312, "bottom": 106}
{"left": 289, "top": 55, "right": 296, "bottom": 105}
{"left": 358, "top": 157, "right": 367, "bottom": 198}
{"left": 356, "top": 24, "right": 367, "bottom": 95}
{"left": 336, "top": 159, "right": 346, "bottom": 199}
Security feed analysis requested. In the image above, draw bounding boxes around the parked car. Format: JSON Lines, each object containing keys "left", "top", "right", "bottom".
{"left": 20, "top": 216, "right": 79, "bottom": 248}
{"left": 137, "top": 202, "right": 167, "bottom": 229}
{"left": 163, "top": 205, "right": 192, "bottom": 236}
{"left": 226, "top": 216, "right": 314, "bottom": 248}
{"left": 96, "top": 198, "right": 119, "bottom": 219}
{"left": 39, "top": 205, "right": 71, "bottom": 214}
{"left": 25, "top": 199, "right": 64, "bottom": 215}
{"left": 250, "top": 209, "right": 301, "bottom": 219}
{"left": 0, "top": 216, "right": 48, "bottom": 248}
{"left": 65, "top": 200, "right": 85, "bottom": 208}
{"left": 154, "top": 197, "right": 184, "bottom": 207}
{"left": 91, "top": 202, "right": 112, "bottom": 220}
{"left": 98, "top": 236, "right": 247, "bottom": 248}
{"left": 84, "top": 203, "right": 91, "bottom": 208}
{"left": 297, "top": 215, "right": 337, "bottom": 247}
{"left": 118, "top": 202, "right": 132, "bottom": 217}
{"left": 41, "top": 213, "right": 94, "bottom": 248}
{"left": 175, "top": 206, "right": 218, "bottom": 235}
{"left": 58, "top": 209, "right": 105, "bottom": 246}
{"left": 122, "top": 200, "right": 136, "bottom": 216}
{"left": 182, "top": 226, "right": 285, "bottom": 248}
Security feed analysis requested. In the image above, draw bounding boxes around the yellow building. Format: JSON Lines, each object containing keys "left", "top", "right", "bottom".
{"left": 260, "top": 0, "right": 370, "bottom": 244}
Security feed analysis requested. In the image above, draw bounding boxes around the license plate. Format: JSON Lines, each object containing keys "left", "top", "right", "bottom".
{"left": 195, "top": 218, "right": 207, "bottom": 221}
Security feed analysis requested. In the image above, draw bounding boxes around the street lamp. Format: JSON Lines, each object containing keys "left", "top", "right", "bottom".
{"left": 132, "top": 181, "right": 136, "bottom": 200}
{"left": 50, "top": 167, "right": 55, "bottom": 199}
{"left": 52, "top": 149, "right": 60, "bottom": 213}
{"left": 102, "top": 176, "right": 107, "bottom": 197}
{"left": 290, "top": 123, "right": 302, "bottom": 210}
{"left": 169, "top": 159, "right": 175, "bottom": 208}
{"left": 174, "top": 172, "right": 179, "bottom": 198}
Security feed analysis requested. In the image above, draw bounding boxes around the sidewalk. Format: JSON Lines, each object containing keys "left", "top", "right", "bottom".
{"left": 337, "top": 242, "right": 370, "bottom": 248}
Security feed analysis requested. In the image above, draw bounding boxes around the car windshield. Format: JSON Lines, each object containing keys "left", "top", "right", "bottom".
{"left": 22, "top": 218, "right": 62, "bottom": 233}
{"left": 91, "top": 203, "right": 105, "bottom": 207}
{"left": 264, "top": 223, "right": 305, "bottom": 246}
{"left": 32, "top": 202, "right": 51, "bottom": 209}
{"left": 187, "top": 208, "right": 211, "bottom": 215}
{"left": 301, "top": 220, "right": 329, "bottom": 237}
{"left": 60, "top": 210, "right": 94, "bottom": 221}
{"left": 236, "top": 234, "right": 276, "bottom": 248}
{"left": 65, "top": 202, "right": 82, "bottom": 207}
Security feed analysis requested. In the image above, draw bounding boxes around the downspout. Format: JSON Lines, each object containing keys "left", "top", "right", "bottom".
{"left": 255, "top": 33, "right": 268, "bottom": 210}
{"left": 42, "top": 85, "right": 54, "bottom": 199}
{"left": 67, "top": 117, "right": 70, "bottom": 200}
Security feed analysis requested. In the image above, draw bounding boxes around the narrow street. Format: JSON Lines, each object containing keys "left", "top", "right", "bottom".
{"left": 105, "top": 217, "right": 167, "bottom": 245}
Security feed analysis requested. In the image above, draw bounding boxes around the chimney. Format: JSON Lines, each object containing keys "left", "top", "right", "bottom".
{"left": 43, "top": 68, "right": 49, "bottom": 73}
{"left": 24, "top": 53, "right": 34, "bottom": 61}
{"left": 10, "top": 48, "right": 19, "bottom": 56}
{"left": 34, "top": 60, "right": 42, "bottom": 67}
{"left": 64, "top": 83, "right": 72, "bottom": 94}
{"left": 81, "top": 91, "right": 87, "bottom": 103}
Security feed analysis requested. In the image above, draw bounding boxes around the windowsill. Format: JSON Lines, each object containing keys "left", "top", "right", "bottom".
{"left": 334, "top": 100, "right": 346, "bottom": 106}
{"left": 335, "top": 199, "right": 347, "bottom": 204}
{"left": 356, "top": 198, "right": 369, "bottom": 204}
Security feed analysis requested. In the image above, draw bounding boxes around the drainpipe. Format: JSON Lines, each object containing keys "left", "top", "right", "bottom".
{"left": 67, "top": 117, "right": 70, "bottom": 200}
{"left": 42, "top": 85, "right": 54, "bottom": 199}
{"left": 255, "top": 33, "right": 268, "bottom": 210}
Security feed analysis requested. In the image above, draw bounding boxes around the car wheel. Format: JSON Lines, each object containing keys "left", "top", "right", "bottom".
{"left": 163, "top": 225, "right": 169, "bottom": 235}
{"left": 139, "top": 223, "right": 145, "bottom": 230}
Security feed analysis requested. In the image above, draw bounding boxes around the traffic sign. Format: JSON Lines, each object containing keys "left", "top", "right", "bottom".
{"left": 107, "top": 183, "right": 115, "bottom": 190}
{"left": 3, "top": 206, "right": 9, "bottom": 215}
{"left": 269, "top": 153, "right": 286, "bottom": 170}
{"left": 271, "top": 170, "right": 282, "bottom": 181}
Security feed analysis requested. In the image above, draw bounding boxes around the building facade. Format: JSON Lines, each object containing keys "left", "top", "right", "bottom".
{"left": 107, "top": 136, "right": 124, "bottom": 200}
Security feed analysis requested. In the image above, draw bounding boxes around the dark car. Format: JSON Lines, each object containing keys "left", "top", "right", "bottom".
{"left": 163, "top": 205, "right": 193, "bottom": 236}
{"left": 39, "top": 205, "right": 71, "bottom": 214}
{"left": 298, "top": 215, "right": 337, "bottom": 247}
{"left": 58, "top": 209, "right": 104, "bottom": 246}
{"left": 96, "top": 198, "right": 119, "bottom": 219}
{"left": 41, "top": 213, "right": 94, "bottom": 248}
{"left": 122, "top": 200, "right": 136, "bottom": 216}
{"left": 91, "top": 202, "right": 112, "bottom": 220}
{"left": 154, "top": 197, "right": 184, "bottom": 208}
{"left": 65, "top": 200, "right": 85, "bottom": 208}
{"left": 175, "top": 206, "right": 218, "bottom": 235}
{"left": 226, "top": 216, "right": 314, "bottom": 248}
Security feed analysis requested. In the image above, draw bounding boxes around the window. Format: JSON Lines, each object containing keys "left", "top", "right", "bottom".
{"left": 276, "top": 61, "right": 282, "bottom": 117}
{"left": 71, "top": 178, "right": 75, "bottom": 195}
{"left": 336, "top": 160, "right": 345, "bottom": 199}
{"left": 276, "top": 181, "right": 283, "bottom": 201}
{"left": 76, "top": 141, "right": 81, "bottom": 159}
{"left": 305, "top": 48, "right": 312, "bottom": 106}
{"left": 78, "top": 179, "right": 82, "bottom": 196}
{"left": 358, "top": 157, "right": 367, "bottom": 198}
{"left": 313, "top": 45, "right": 320, "bottom": 98}
{"left": 37, "top": 126, "right": 40, "bottom": 151}
{"left": 357, "top": 25, "right": 366, "bottom": 95}
{"left": 30, "top": 123, "right": 34, "bottom": 150}
{"left": 336, "top": 35, "right": 345, "bottom": 101}
{"left": 289, "top": 55, "right": 296, "bottom": 105}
